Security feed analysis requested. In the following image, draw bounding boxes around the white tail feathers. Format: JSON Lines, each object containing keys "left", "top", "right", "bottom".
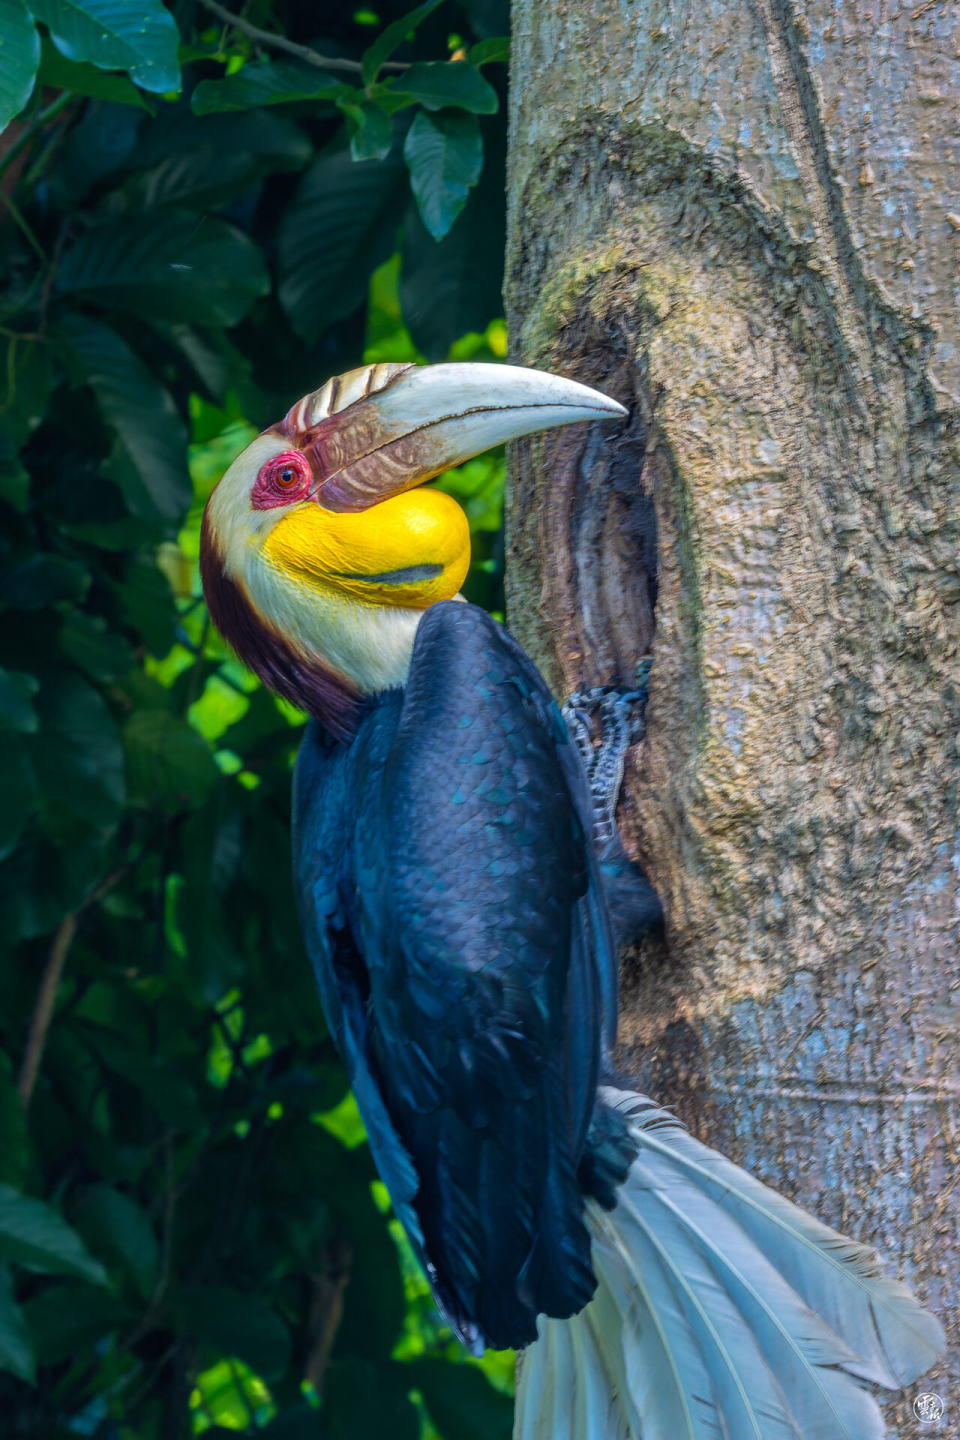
{"left": 514, "top": 1088, "right": 944, "bottom": 1440}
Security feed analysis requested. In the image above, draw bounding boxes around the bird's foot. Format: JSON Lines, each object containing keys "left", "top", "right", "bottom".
{"left": 562, "top": 662, "right": 663, "bottom": 944}
{"left": 562, "top": 660, "right": 652, "bottom": 852}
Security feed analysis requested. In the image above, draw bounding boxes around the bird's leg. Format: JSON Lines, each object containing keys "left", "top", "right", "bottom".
{"left": 563, "top": 681, "right": 648, "bottom": 852}
{"left": 562, "top": 661, "right": 663, "bottom": 943}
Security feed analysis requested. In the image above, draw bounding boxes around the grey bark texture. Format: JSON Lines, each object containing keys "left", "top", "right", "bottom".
{"left": 505, "top": 0, "right": 959, "bottom": 1428}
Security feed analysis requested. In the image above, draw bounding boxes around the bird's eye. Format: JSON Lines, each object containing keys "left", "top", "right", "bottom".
{"left": 251, "top": 450, "right": 312, "bottom": 510}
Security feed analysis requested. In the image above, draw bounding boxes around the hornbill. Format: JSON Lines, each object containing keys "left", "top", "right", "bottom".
{"left": 200, "top": 361, "right": 943, "bottom": 1438}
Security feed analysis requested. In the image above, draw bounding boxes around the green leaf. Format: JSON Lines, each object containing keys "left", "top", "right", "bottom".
{"left": 35, "top": 32, "right": 150, "bottom": 106}
{"left": 72, "top": 1185, "right": 159, "bottom": 1300}
{"left": 0, "top": 338, "right": 52, "bottom": 450}
{"left": 360, "top": 0, "right": 444, "bottom": 86}
{"left": 77, "top": 1023, "right": 200, "bottom": 1128}
{"left": 386, "top": 61, "right": 498, "bottom": 114}
{"left": 0, "top": 1184, "right": 108, "bottom": 1284}
{"left": 110, "top": 555, "right": 176, "bottom": 656}
{"left": 400, "top": 105, "right": 504, "bottom": 358}
{"left": 0, "top": 0, "right": 40, "bottom": 133}
{"left": 23, "top": 1281, "right": 129, "bottom": 1364}
{"left": 124, "top": 708, "right": 220, "bottom": 809}
{"left": 323, "top": 1357, "right": 419, "bottom": 1440}
{"left": 174, "top": 1285, "right": 291, "bottom": 1381}
{"left": 0, "top": 1265, "right": 35, "bottom": 1382}
{"left": 62, "top": 314, "right": 191, "bottom": 526}
{"left": 32, "top": 670, "right": 126, "bottom": 833}
{"left": 0, "top": 425, "right": 29, "bottom": 512}
{"left": 0, "top": 1056, "right": 30, "bottom": 1188}
{"left": 0, "top": 736, "right": 36, "bottom": 861}
{"left": 278, "top": 133, "right": 408, "bottom": 339}
{"left": 26, "top": 0, "right": 179, "bottom": 94}
{"left": 56, "top": 93, "right": 140, "bottom": 201}
{"left": 404, "top": 109, "right": 482, "bottom": 240}
{"left": 468, "top": 36, "right": 510, "bottom": 66}
{"left": 260, "top": 1402, "right": 328, "bottom": 1438}
{"left": 0, "top": 828, "right": 102, "bottom": 940}
{"left": 1, "top": 554, "right": 89, "bottom": 609}
{"left": 122, "top": 109, "right": 311, "bottom": 211}
{"left": 57, "top": 209, "right": 270, "bottom": 327}
{"left": 344, "top": 98, "right": 393, "bottom": 163}
{"left": 192, "top": 58, "right": 344, "bottom": 115}
{"left": 57, "top": 608, "right": 134, "bottom": 683}
{"left": 409, "top": 1358, "right": 514, "bottom": 1440}
{"left": 0, "top": 667, "right": 38, "bottom": 732}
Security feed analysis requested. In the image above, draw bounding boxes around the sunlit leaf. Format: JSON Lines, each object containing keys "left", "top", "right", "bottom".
{"left": 35, "top": 33, "right": 150, "bottom": 107}
{"left": 27, "top": 0, "right": 179, "bottom": 93}
{"left": 0, "top": 0, "right": 40, "bottom": 133}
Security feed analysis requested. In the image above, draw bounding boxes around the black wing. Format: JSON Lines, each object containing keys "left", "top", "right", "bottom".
{"left": 294, "top": 602, "right": 618, "bottom": 1350}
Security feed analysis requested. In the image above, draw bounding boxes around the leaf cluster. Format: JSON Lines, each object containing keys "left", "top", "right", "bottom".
{"left": 0, "top": 1, "right": 513, "bottom": 1434}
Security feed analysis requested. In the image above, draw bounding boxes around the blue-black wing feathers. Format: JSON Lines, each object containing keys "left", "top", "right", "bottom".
{"left": 293, "top": 602, "right": 626, "bottom": 1350}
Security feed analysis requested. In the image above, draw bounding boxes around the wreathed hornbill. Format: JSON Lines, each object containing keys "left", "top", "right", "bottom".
{"left": 201, "top": 361, "right": 942, "bottom": 1438}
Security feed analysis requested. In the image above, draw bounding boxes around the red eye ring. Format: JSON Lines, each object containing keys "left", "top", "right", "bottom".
{"left": 251, "top": 449, "right": 313, "bottom": 510}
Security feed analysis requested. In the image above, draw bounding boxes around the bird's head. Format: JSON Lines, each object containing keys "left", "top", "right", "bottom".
{"left": 200, "top": 361, "right": 625, "bottom": 735}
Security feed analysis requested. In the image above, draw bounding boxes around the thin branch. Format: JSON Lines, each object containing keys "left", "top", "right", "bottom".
{"left": 0, "top": 190, "right": 46, "bottom": 262}
{"left": 196, "top": 0, "right": 409, "bottom": 77}
{"left": 0, "top": 93, "right": 74, "bottom": 186}
{"left": 304, "top": 1239, "right": 353, "bottom": 1394}
{"left": 17, "top": 914, "right": 78, "bottom": 1108}
{"left": 17, "top": 858, "right": 137, "bottom": 1109}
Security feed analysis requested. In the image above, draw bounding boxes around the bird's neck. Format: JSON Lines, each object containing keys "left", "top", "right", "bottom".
{"left": 244, "top": 551, "right": 425, "bottom": 695}
{"left": 200, "top": 516, "right": 425, "bottom": 738}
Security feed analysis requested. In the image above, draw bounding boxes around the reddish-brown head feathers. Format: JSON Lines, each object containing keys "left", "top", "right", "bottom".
{"left": 199, "top": 513, "right": 361, "bottom": 740}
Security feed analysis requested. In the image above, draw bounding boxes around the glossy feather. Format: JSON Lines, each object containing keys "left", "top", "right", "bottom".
{"left": 293, "top": 601, "right": 622, "bottom": 1350}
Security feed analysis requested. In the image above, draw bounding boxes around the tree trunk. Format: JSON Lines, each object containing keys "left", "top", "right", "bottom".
{"left": 505, "top": 1, "right": 959, "bottom": 1426}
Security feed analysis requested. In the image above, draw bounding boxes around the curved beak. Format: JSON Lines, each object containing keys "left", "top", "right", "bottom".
{"left": 283, "top": 362, "right": 627, "bottom": 513}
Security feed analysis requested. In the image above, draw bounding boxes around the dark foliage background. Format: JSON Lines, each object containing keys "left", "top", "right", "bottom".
{"left": 0, "top": 2, "right": 514, "bottom": 1434}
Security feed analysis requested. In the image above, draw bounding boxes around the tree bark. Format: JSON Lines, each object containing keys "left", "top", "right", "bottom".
{"left": 505, "top": 0, "right": 959, "bottom": 1426}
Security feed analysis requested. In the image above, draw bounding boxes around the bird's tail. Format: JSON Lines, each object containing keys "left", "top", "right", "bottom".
{"left": 514, "top": 1087, "right": 944, "bottom": 1440}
